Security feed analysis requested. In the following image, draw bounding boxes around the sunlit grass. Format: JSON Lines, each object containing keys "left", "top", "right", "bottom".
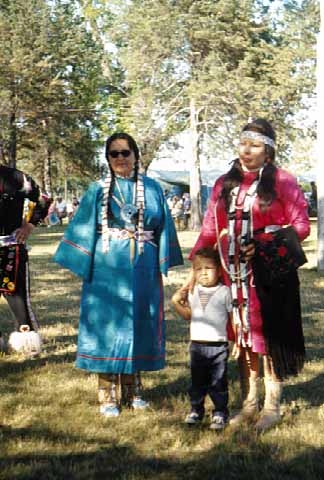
{"left": 0, "top": 222, "right": 323, "bottom": 480}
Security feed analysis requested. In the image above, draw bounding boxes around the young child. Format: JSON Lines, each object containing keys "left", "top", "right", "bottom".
{"left": 172, "top": 247, "right": 234, "bottom": 430}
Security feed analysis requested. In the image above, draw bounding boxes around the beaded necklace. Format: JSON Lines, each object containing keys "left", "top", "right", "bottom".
{"left": 111, "top": 177, "right": 138, "bottom": 232}
{"left": 215, "top": 168, "right": 263, "bottom": 347}
{"left": 101, "top": 168, "right": 145, "bottom": 255}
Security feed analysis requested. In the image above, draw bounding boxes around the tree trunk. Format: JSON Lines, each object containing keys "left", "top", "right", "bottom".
{"left": 189, "top": 97, "right": 202, "bottom": 231}
{"left": 317, "top": 2, "right": 324, "bottom": 271}
{"left": 0, "top": 140, "right": 5, "bottom": 164}
{"left": 43, "top": 147, "right": 52, "bottom": 197}
{"left": 8, "top": 111, "right": 17, "bottom": 168}
{"left": 42, "top": 119, "right": 53, "bottom": 196}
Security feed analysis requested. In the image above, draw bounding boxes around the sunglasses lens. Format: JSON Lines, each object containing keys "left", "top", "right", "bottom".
{"left": 121, "top": 150, "right": 131, "bottom": 158}
{"left": 109, "top": 150, "right": 131, "bottom": 158}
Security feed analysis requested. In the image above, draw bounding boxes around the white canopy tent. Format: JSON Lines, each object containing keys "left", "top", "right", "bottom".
{"left": 147, "top": 168, "right": 225, "bottom": 188}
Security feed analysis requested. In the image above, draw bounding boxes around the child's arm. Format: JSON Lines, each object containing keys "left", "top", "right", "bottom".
{"left": 171, "top": 289, "right": 191, "bottom": 321}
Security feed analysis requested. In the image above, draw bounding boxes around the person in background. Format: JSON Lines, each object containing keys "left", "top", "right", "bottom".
{"left": 183, "top": 118, "right": 310, "bottom": 432}
{"left": 43, "top": 198, "right": 60, "bottom": 227}
{"left": 25, "top": 193, "right": 52, "bottom": 226}
{"left": 166, "top": 194, "right": 174, "bottom": 211}
{"left": 308, "top": 181, "right": 317, "bottom": 217}
{"left": 54, "top": 132, "right": 183, "bottom": 418}
{"left": 68, "top": 197, "right": 80, "bottom": 221}
{"left": 0, "top": 164, "right": 46, "bottom": 355}
{"left": 171, "top": 195, "right": 184, "bottom": 230}
{"left": 182, "top": 192, "right": 191, "bottom": 229}
{"left": 172, "top": 247, "right": 234, "bottom": 430}
{"left": 54, "top": 196, "right": 67, "bottom": 224}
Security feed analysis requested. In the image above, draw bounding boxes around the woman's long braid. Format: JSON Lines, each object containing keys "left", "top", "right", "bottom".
{"left": 221, "top": 159, "right": 277, "bottom": 211}
{"left": 256, "top": 162, "right": 277, "bottom": 208}
{"left": 135, "top": 162, "right": 145, "bottom": 255}
{"left": 102, "top": 168, "right": 112, "bottom": 253}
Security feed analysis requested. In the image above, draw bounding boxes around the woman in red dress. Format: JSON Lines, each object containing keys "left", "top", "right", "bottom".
{"left": 188, "top": 118, "right": 310, "bottom": 431}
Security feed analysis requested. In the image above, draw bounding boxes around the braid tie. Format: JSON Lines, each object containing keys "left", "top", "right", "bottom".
{"left": 101, "top": 170, "right": 112, "bottom": 253}
{"left": 136, "top": 173, "right": 145, "bottom": 255}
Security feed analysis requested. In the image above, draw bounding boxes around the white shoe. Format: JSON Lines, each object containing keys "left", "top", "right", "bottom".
{"left": 131, "top": 397, "right": 149, "bottom": 409}
{"left": 184, "top": 412, "right": 203, "bottom": 425}
{"left": 99, "top": 403, "right": 120, "bottom": 417}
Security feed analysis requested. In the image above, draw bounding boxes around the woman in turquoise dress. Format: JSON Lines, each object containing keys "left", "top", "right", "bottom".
{"left": 54, "top": 132, "right": 183, "bottom": 417}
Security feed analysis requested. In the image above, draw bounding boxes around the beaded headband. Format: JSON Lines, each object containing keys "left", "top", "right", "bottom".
{"left": 240, "top": 131, "right": 275, "bottom": 148}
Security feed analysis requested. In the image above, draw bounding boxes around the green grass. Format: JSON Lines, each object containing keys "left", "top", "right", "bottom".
{"left": 0, "top": 222, "right": 323, "bottom": 480}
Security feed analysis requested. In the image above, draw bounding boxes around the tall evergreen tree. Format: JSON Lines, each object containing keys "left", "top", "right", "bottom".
{"left": 0, "top": 0, "right": 103, "bottom": 194}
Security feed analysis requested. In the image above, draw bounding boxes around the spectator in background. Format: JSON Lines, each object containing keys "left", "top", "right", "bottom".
{"left": 54, "top": 196, "right": 67, "bottom": 224}
{"left": 44, "top": 198, "right": 60, "bottom": 227}
{"left": 308, "top": 181, "right": 317, "bottom": 217}
{"left": 182, "top": 192, "right": 191, "bottom": 229}
{"left": 171, "top": 195, "right": 184, "bottom": 230}
{"left": 68, "top": 197, "right": 80, "bottom": 221}
{"left": 167, "top": 194, "right": 174, "bottom": 211}
{"left": 310, "top": 181, "right": 317, "bottom": 203}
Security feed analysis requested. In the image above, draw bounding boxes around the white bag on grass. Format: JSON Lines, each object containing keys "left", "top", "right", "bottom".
{"left": 8, "top": 325, "right": 42, "bottom": 356}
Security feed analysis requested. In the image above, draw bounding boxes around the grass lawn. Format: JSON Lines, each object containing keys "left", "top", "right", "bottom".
{"left": 0, "top": 221, "right": 323, "bottom": 480}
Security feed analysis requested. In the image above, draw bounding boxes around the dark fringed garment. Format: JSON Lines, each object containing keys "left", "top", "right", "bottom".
{"left": 252, "top": 262, "right": 305, "bottom": 379}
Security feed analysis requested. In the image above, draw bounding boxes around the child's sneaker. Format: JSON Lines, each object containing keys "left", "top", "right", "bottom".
{"left": 131, "top": 397, "right": 149, "bottom": 409}
{"left": 210, "top": 413, "right": 227, "bottom": 430}
{"left": 184, "top": 412, "right": 203, "bottom": 425}
{"left": 99, "top": 403, "right": 120, "bottom": 417}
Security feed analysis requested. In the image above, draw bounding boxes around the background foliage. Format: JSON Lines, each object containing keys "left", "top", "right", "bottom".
{"left": 0, "top": 1, "right": 319, "bottom": 210}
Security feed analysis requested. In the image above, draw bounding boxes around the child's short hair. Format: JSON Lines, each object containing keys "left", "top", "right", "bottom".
{"left": 194, "top": 247, "right": 221, "bottom": 267}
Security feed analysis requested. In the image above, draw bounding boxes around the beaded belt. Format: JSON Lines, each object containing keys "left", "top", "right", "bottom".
{"left": 0, "top": 234, "right": 18, "bottom": 247}
{"left": 107, "top": 228, "right": 156, "bottom": 246}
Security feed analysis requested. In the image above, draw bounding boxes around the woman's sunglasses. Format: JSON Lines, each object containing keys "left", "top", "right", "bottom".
{"left": 109, "top": 150, "right": 132, "bottom": 158}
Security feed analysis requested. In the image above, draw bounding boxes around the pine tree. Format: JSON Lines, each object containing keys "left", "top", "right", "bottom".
{"left": 0, "top": 0, "right": 103, "bottom": 194}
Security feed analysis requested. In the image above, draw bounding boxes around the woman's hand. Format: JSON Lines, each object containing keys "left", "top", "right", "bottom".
{"left": 14, "top": 222, "right": 34, "bottom": 244}
{"left": 232, "top": 342, "right": 241, "bottom": 360}
{"left": 230, "top": 314, "right": 241, "bottom": 359}
{"left": 240, "top": 241, "right": 255, "bottom": 262}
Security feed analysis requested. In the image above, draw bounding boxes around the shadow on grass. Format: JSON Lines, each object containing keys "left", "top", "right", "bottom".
{"left": 285, "top": 372, "right": 324, "bottom": 407}
{"left": 28, "top": 225, "right": 65, "bottom": 245}
{"left": 0, "top": 349, "right": 77, "bottom": 378}
{"left": 0, "top": 425, "right": 323, "bottom": 480}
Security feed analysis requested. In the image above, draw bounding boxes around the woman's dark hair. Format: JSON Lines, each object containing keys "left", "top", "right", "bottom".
{"left": 104, "top": 132, "right": 140, "bottom": 220}
{"left": 221, "top": 118, "right": 277, "bottom": 210}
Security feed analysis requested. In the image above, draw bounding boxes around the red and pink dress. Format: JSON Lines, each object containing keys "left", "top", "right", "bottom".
{"left": 190, "top": 167, "right": 310, "bottom": 370}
